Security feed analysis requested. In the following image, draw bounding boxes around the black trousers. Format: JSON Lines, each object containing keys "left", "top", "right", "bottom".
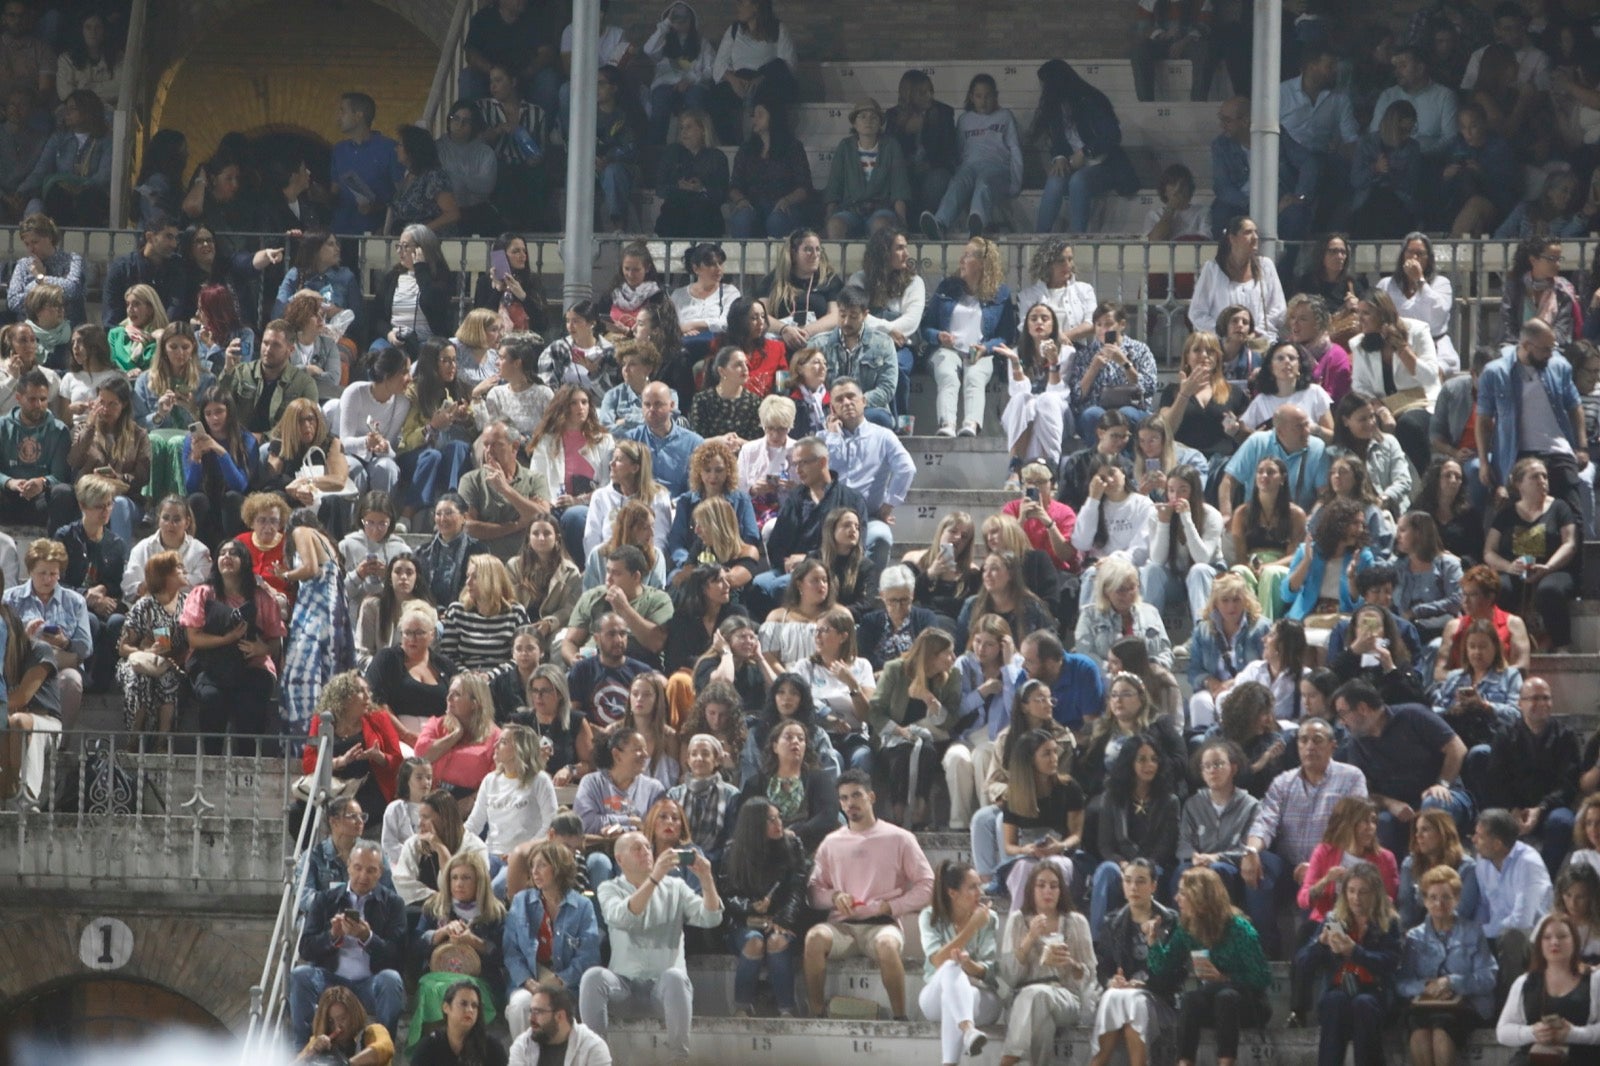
{"left": 1177, "top": 983, "right": 1270, "bottom": 1061}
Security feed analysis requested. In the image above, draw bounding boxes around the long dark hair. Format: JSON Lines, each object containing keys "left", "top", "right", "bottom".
{"left": 722, "top": 797, "right": 796, "bottom": 895}
{"left": 283, "top": 507, "right": 336, "bottom": 571}
{"left": 413, "top": 339, "right": 466, "bottom": 414}
{"left": 1416, "top": 456, "right": 1470, "bottom": 521}
{"left": 1252, "top": 340, "right": 1314, "bottom": 397}
{"left": 660, "top": 4, "right": 703, "bottom": 59}
{"left": 724, "top": 296, "right": 766, "bottom": 346}
{"left": 1084, "top": 452, "right": 1134, "bottom": 549}
{"left": 137, "top": 129, "right": 186, "bottom": 187}
{"left": 860, "top": 227, "right": 914, "bottom": 309}
{"left": 1270, "top": 618, "right": 1308, "bottom": 720}
{"left": 494, "top": 233, "right": 549, "bottom": 330}
{"left": 1029, "top": 59, "right": 1099, "bottom": 144}
{"left": 209, "top": 538, "right": 258, "bottom": 600}
{"left": 759, "top": 672, "right": 819, "bottom": 735}
{"left": 929, "top": 859, "right": 977, "bottom": 932}
{"left": 376, "top": 551, "right": 430, "bottom": 637}
{"left": 398, "top": 124, "right": 442, "bottom": 174}
{"left": 1162, "top": 464, "right": 1208, "bottom": 575}
{"left": 1107, "top": 735, "right": 1171, "bottom": 805}
{"left": 1214, "top": 216, "right": 1262, "bottom": 282}
{"left": 438, "top": 979, "right": 496, "bottom": 1063}
{"left": 1330, "top": 391, "right": 1381, "bottom": 459}
{"left": 1245, "top": 457, "right": 1293, "bottom": 547}
{"left": 291, "top": 227, "right": 337, "bottom": 280}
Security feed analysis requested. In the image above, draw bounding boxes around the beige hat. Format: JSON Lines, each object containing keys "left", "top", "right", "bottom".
{"left": 848, "top": 98, "right": 884, "bottom": 123}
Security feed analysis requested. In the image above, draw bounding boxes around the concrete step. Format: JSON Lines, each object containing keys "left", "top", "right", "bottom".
{"left": 803, "top": 58, "right": 1198, "bottom": 108}
{"left": 606, "top": 1015, "right": 1514, "bottom": 1066}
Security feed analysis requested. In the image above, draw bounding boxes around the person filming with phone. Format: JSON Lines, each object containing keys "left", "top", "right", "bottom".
{"left": 1000, "top": 461, "right": 1078, "bottom": 575}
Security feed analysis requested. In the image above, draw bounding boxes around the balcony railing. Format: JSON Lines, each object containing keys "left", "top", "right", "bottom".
{"left": 0, "top": 731, "right": 297, "bottom": 896}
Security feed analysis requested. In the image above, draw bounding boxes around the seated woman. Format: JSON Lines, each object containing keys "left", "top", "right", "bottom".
{"left": 582, "top": 438, "right": 671, "bottom": 559}
{"left": 341, "top": 491, "right": 409, "bottom": 630}
{"left": 663, "top": 563, "right": 746, "bottom": 681}
{"left": 623, "top": 672, "right": 683, "bottom": 787}
{"left": 667, "top": 439, "right": 760, "bottom": 579}
{"left": 666, "top": 732, "right": 742, "bottom": 859}
{"left": 584, "top": 500, "right": 668, "bottom": 592}
{"left": 1187, "top": 575, "right": 1270, "bottom": 732}
{"left": 1497, "top": 913, "right": 1600, "bottom": 1064}
{"left": 1178, "top": 739, "right": 1265, "bottom": 921}
{"left": 390, "top": 125, "right": 461, "bottom": 237}
{"left": 260, "top": 398, "right": 352, "bottom": 536}
{"left": 1285, "top": 292, "right": 1353, "bottom": 408}
{"left": 364, "top": 597, "right": 453, "bottom": 728}
{"left": 715, "top": 297, "right": 787, "bottom": 399}
{"left": 1348, "top": 100, "right": 1424, "bottom": 238}
{"left": 295, "top": 986, "right": 395, "bottom": 1066}
{"left": 382, "top": 759, "right": 431, "bottom": 867}
{"left": 918, "top": 73, "right": 1022, "bottom": 240}
{"left": 1225, "top": 456, "right": 1306, "bottom": 620}
{"left": 904, "top": 512, "right": 982, "bottom": 623}
{"left": 1289, "top": 236, "right": 1365, "bottom": 337}
{"left": 1283, "top": 497, "right": 1374, "bottom": 625}
{"left": 396, "top": 341, "right": 475, "bottom": 515}
{"left": 847, "top": 228, "right": 924, "bottom": 421}
{"left": 1557, "top": 866, "right": 1600, "bottom": 965}
{"left": 440, "top": 554, "right": 529, "bottom": 670}
{"left": 1142, "top": 464, "right": 1224, "bottom": 625}
{"left": 374, "top": 226, "right": 458, "bottom": 350}
{"left": 572, "top": 726, "right": 666, "bottom": 841}
{"left": 1160, "top": 331, "right": 1249, "bottom": 486}
{"left": 1146, "top": 867, "right": 1273, "bottom": 1066}
{"left": 918, "top": 860, "right": 1005, "bottom": 1061}
{"left": 1188, "top": 217, "right": 1287, "bottom": 345}
{"left": 16, "top": 90, "right": 111, "bottom": 225}
{"left": 642, "top": 795, "right": 702, "bottom": 891}
{"left": 1064, "top": 302, "right": 1158, "bottom": 447}
{"left": 1399, "top": 865, "right": 1498, "bottom": 1066}
{"left": 408, "top": 981, "right": 504, "bottom": 1066}
{"left": 737, "top": 669, "right": 841, "bottom": 782}
{"left": 0, "top": 600, "right": 65, "bottom": 810}
{"left": 870, "top": 627, "right": 962, "bottom": 829}
{"left": 997, "top": 303, "right": 1073, "bottom": 477}
{"left": 1074, "top": 556, "right": 1173, "bottom": 672}
{"left": 1077, "top": 672, "right": 1187, "bottom": 799}
{"left": 1031, "top": 59, "right": 1138, "bottom": 232}
{"left": 1349, "top": 291, "right": 1440, "bottom": 475}
{"left": 758, "top": 557, "right": 835, "bottom": 668}
{"left": 679, "top": 681, "right": 746, "bottom": 779}
{"left": 671, "top": 242, "right": 741, "bottom": 358}
{"left": 1089, "top": 735, "right": 1181, "bottom": 930}
{"left": 857, "top": 565, "right": 943, "bottom": 675}
{"left": 1108, "top": 635, "right": 1183, "bottom": 726}
{"left": 718, "top": 797, "right": 812, "bottom": 1017}
{"left": 1296, "top": 863, "right": 1404, "bottom": 1066}
{"left": 956, "top": 550, "right": 1054, "bottom": 653}
{"left": 1225, "top": 617, "right": 1314, "bottom": 724}
{"left": 823, "top": 97, "right": 908, "bottom": 238}
{"left": 970, "top": 680, "right": 1077, "bottom": 882}
{"left": 1397, "top": 809, "right": 1480, "bottom": 931}
{"left": 942, "top": 614, "right": 1018, "bottom": 830}
{"left": 276, "top": 229, "right": 363, "bottom": 340}
{"left": 540, "top": 301, "right": 618, "bottom": 396}
{"left": 727, "top": 104, "right": 814, "bottom": 241}
{"left": 1393, "top": 511, "right": 1464, "bottom": 649}
{"left": 997, "top": 728, "right": 1085, "bottom": 904}
{"left": 1299, "top": 796, "right": 1400, "bottom": 929}
{"left": 653, "top": 110, "right": 727, "bottom": 238}
{"left": 783, "top": 605, "right": 874, "bottom": 774}
{"left": 1242, "top": 340, "right": 1333, "bottom": 436}
{"left": 734, "top": 716, "right": 838, "bottom": 852}
{"left": 410, "top": 851, "right": 506, "bottom": 1040}
{"left": 1435, "top": 619, "right": 1523, "bottom": 798}
{"left": 181, "top": 540, "right": 284, "bottom": 750}
{"left": 183, "top": 387, "right": 258, "bottom": 546}
{"left": 818, "top": 507, "right": 878, "bottom": 620}
{"left": 1324, "top": 400, "right": 1411, "bottom": 538}
{"left": 51, "top": 376, "right": 149, "bottom": 544}
{"left": 919, "top": 235, "right": 1016, "bottom": 438}
{"left": 415, "top": 673, "right": 502, "bottom": 806}
{"left": 303, "top": 671, "right": 404, "bottom": 828}
{"left": 464, "top": 723, "right": 557, "bottom": 893}
{"left": 1130, "top": 416, "right": 1208, "bottom": 501}
{"left": 1217, "top": 683, "right": 1294, "bottom": 798}
{"left": 1330, "top": 601, "right": 1427, "bottom": 706}
{"left": 1067, "top": 453, "right": 1157, "bottom": 608}
{"left": 501, "top": 840, "right": 600, "bottom": 1038}
{"left": 1088, "top": 858, "right": 1179, "bottom": 1066}
{"left": 1435, "top": 564, "right": 1533, "bottom": 683}
{"left": 134, "top": 321, "right": 213, "bottom": 436}
{"left": 393, "top": 789, "right": 491, "bottom": 908}
{"left": 997, "top": 861, "right": 1098, "bottom": 1066}
{"left": 1416, "top": 457, "right": 1485, "bottom": 569}
{"left": 1484, "top": 455, "right": 1581, "bottom": 652}
{"left": 281, "top": 290, "right": 343, "bottom": 403}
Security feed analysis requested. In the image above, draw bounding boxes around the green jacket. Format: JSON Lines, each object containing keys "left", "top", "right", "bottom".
{"left": 220, "top": 360, "right": 319, "bottom": 434}
{"left": 0, "top": 408, "right": 70, "bottom": 488}
{"left": 1148, "top": 912, "right": 1271, "bottom": 991}
{"left": 824, "top": 134, "right": 911, "bottom": 214}
{"left": 868, "top": 657, "right": 964, "bottom": 739}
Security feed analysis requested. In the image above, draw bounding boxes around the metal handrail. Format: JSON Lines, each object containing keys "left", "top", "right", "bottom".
{"left": 106, "top": 0, "right": 150, "bottom": 228}
{"left": 422, "top": 0, "right": 482, "bottom": 135}
{"left": 241, "top": 711, "right": 335, "bottom": 1060}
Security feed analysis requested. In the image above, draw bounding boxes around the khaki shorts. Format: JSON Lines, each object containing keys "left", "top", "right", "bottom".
{"left": 821, "top": 919, "right": 904, "bottom": 959}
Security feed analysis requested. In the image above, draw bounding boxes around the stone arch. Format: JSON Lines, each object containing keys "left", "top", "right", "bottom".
{"left": 0, "top": 912, "right": 273, "bottom": 1035}
{"left": 0, "top": 974, "right": 228, "bottom": 1050}
{"left": 147, "top": 0, "right": 439, "bottom": 179}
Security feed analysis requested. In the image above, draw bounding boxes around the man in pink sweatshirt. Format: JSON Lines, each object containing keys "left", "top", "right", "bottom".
{"left": 804, "top": 769, "right": 936, "bottom": 1019}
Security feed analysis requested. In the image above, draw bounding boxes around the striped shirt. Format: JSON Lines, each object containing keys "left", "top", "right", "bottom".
{"left": 439, "top": 602, "right": 529, "bottom": 669}
{"left": 1247, "top": 759, "right": 1369, "bottom": 866}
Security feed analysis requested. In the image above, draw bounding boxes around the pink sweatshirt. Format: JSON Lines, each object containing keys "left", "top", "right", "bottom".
{"left": 807, "top": 819, "right": 935, "bottom": 921}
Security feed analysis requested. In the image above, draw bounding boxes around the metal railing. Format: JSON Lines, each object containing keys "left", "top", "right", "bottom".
{"left": 422, "top": 0, "right": 483, "bottom": 136}
{"left": 1, "top": 729, "right": 297, "bottom": 894}
{"left": 242, "top": 712, "right": 334, "bottom": 1061}
{"left": 107, "top": 0, "right": 150, "bottom": 228}
{"left": 25, "top": 224, "right": 1581, "bottom": 364}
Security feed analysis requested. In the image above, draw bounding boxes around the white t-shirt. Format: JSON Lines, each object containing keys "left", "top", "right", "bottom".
{"left": 948, "top": 296, "right": 984, "bottom": 347}
{"left": 1242, "top": 385, "right": 1333, "bottom": 431}
{"left": 561, "top": 23, "right": 632, "bottom": 65}
{"left": 390, "top": 273, "right": 427, "bottom": 338}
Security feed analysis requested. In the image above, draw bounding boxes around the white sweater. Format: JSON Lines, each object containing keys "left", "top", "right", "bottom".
{"left": 337, "top": 380, "right": 412, "bottom": 460}
{"left": 1189, "top": 257, "right": 1288, "bottom": 342}
{"left": 1070, "top": 493, "right": 1157, "bottom": 565}
{"left": 670, "top": 282, "right": 741, "bottom": 335}
{"left": 464, "top": 769, "right": 558, "bottom": 856}
{"left": 393, "top": 831, "right": 489, "bottom": 905}
{"left": 847, "top": 270, "right": 927, "bottom": 338}
{"left": 711, "top": 22, "right": 797, "bottom": 82}
{"left": 955, "top": 108, "right": 1024, "bottom": 195}
{"left": 122, "top": 533, "right": 212, "bottom": 601}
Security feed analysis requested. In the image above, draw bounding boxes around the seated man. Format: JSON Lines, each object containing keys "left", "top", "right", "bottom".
{"left": 1484, "top": 678, "right": 1579, "bottom": 872}
{"left": 579, "top": 829, "right": 722, "bottom": 1062}
{"left": 566, "top": 609, "right": 653, "bottom": 730}
{"left": 815, "top": 286, "right": 898, "bottom": 429}
{"left": 560, "top": 548, "right": 672, "bottom": 670}
{"left": 1471, "top": 807, "right": 1553, "bottom": 1002}
{"left": 749, "top": 435, "right": 866, "bottom": 616}
{"left": 52, "top": 474, "right": 126, "bottom": 693}
{"left": 510, "top": 985, "right": 614, "bottom": 1066}
{"left": 1335, "top": 678, "right": 1471, "bottom": 853}
{"left": 804, "top": 769, "right": 935, "bottom": 1020}
{"left": 458, "top": 419, "right": 552, "bottom": 561}
{"left": 288, "top": 839, "right": 406, "bottom": 1046}
{"left": 0, "top": 368, "right": 69, "bottom": 525}
{"left": 821, "top": 377, "right": 916, "bottom": 571}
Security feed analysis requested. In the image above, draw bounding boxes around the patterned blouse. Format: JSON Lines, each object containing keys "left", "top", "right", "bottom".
{"left": 689, "top": 387, "right": 762, "bottom": 441}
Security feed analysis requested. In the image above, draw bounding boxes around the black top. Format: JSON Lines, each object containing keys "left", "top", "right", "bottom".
{"left": 1339, "top": 703, "right": 1456, "bottom": 807}
{"left": 1001, "top": 778, "right": 1087, "bottom": 837}
{"left": 754, "top": 270, "right": 844, "bottom": 327}
{"left": 410, "top": 1029, "right": 509, "bottom": 1066}
{"left": 1491, "top": 497, "right": 1579, "bottom": 572}
{"left": 365, "top": 646, "right": 458, "bottom": 720}
{"left": 1158, "top": 381, "right": 1248, "bottom": 454}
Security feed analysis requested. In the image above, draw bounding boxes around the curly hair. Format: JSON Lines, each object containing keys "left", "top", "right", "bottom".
{"left": 688, "top": 438, "right": 739, "bottom": 496}
{"left": 962, "top": 236, "right": 1005, "bottom": 303}
{"left": 1028, "top": 237, "right": 1074, "bottom": 284}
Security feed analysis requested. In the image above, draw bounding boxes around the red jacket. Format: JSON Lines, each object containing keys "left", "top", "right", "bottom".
{"left": 302, "top": 712, "right": 403, "bottom": 802}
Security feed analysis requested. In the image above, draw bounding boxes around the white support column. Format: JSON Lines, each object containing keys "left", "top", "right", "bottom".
{"left": 1248, "top": 0, "right": 1283, "bottom": 257}
{"left": 562, "top": 0, "right": 599, "bottom": 309}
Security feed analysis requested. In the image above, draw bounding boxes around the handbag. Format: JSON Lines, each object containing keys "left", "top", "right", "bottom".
{"left": 292, "top": 773, "right": 362, "bottom": 804}
{"left": 1380, "top": 386, "right": 1429, "bottom": 417}
{"left": 1099, "top": 384, "right": 1142, "bottom": 409}
{"left": 127, "top": 650, "right": 172, "bottom": 677}
{"left": 429, "top": 941, "right": 483, "bottom": 977}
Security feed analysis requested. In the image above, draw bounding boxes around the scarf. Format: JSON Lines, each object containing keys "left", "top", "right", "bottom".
{"left": 679, "top": 775, "right": 728, "bottom": 844}
{"left": 1523, "top": 272, "right": 1575, "bottom": 328}
{"left": 798, "top": 383, "right": 827, "bottom": 428}
{"left": 28, "top": 318, "right": 71, "bottom": 353}
{"left": 613, "top": 279, "right": 661, "bottom": 313}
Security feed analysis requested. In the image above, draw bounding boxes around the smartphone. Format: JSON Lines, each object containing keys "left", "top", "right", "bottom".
{"left": 1324, "top": 917, "right": 1345, "bottom": 937}
{"left": 490, "top": 249, "right": 511, "bottom": 282}
{"left": 188, "top": 421, "right": 204, "bottom": 435}
{"left": 342, "top": 908, "right": 362, "bottom": 924}
{"left": 40, "top": 623, "right": 60, "bottom": 636}
{"left": 1105, "top": 330, "right": 1120, "bottom": 345}
{"left": 1025, "top": 486, "right": 1041, "bottom": 503}
{"left": 1144, "top": 458, "right": 1162, "bottom": 472}
{"left": 939, "top": 542, "right": 956, "bottom": 565}
{"left": 676, "top": 846, "right": 696, "bottom": 866}
{"left": 365, "top": 416, "right": 382, "bottom": 434}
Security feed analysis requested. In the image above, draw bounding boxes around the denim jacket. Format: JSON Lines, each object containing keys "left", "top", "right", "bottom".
{"left": 503, "top": 887, "right": 602, "bottom": 991}
{"left": 816, "top": 326, "right": 899, "bottom": 412}
{"left": 919, "top": 278, "right": 1018, "bottom": 355}
{"left": 1477, "top": 349, "right": 1581, "bottom": 488}
{"left": 1396, "top": 916, "right": 1498, "bottom": 1020}
{"left": 1188, "top": 613, "right": 1270, "bottom": 690}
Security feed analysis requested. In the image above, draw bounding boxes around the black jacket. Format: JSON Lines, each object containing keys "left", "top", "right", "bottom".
{"left": 1487, "top": 718, "right": 1581, "bottom": 814}
{"left": 102, "top": 249, "right": 185, "bottom": 329}
{"left": 765, "top": 474, "right": 867, "bottom": 567}
{"left": 373, "top": 263, "right": 458, "bottom": 342}
{"left": 299, "top": 882, "right": 408, "bottom": 974}
{"left": 717, "top": 830, "right": 815, "bottom": 932}
{"left": 733, "top": 769, "right": 840, "bottom": 853}
{"left": 857, "top": 606, "right": 944, "bottom": 671}
{"left": 886, "top": 100, "right": 959, "bottom": 173}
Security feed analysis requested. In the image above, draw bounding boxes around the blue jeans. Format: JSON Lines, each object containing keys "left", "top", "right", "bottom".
{"left": 932, "top": 158, "right": 1012, "bottom": 231}
{"left": 1036, "top": 161, "right": 1126, "bottom": 233}
{"left": 894, "top": 345, "right": 915, "bottom": 417}
{"left": 1075, "top": 404, "right": 1149, "bottom": 447}
{"left": 970, "top": 803, "right": 1003, "bottom": 877}
{"left": 729, "top": 200, "right": 801, "bottom": 239}
{"left": 1141, "top": 561, "right": 1218, "bottom": 628}
{"left": 649, "top": 82, "right": 712, "bottom": 145}
{"left": 864, "top": 407, "right": 895, "bottom": 430}
{"left": 109, "top": 494, "right": 138, "bottom": 546}
{"left": 828, "top": 207, "right": 901, "bottom": 236}
{"left": 408, "top": 440, "right": 472, "bottom": 509}
{"left": 865, "top": 518, "right": 893, "bottom": 572}
{"left": 1377, "top": 785, "right": 1474, "bottom": 855}
{"left": 599, "top": 162, "right": 632, "bottom": 225}
{"left": 747, "top": 568, "right": 790, "bottom": 619}
{"left": 730, "top": 925, "right": 799, "bottom": 1011}
{"left": 1317, "top": 988, "right": 1385, "bottom": 1066}
{"left": 1541, "top": 806, "right": 1577, "bottom": 873}
{"left": 289, "top": 967, "right": 404, "bottom": 1046}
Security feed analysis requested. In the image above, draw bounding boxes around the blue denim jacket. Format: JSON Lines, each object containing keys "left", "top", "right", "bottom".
{"left": 503, "top": 887, "right": 601, "bottom": 990}
{"left": 1396, "top": 915, "right": 1498, "bottom": 1020}
{"left": 919, "top": 278, "right": 1018, "bottom": 354}
{"left": 1477, "top": 349, "right": 1581, "bottom": 488}
{"left": 1397, "top": 855, "right": 1482, "bottom": 933}
{"left": 1188, "top": 613, "right": 1270, "bottom": 690}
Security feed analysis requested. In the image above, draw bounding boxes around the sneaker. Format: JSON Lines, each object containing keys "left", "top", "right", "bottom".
{"left": 963, "top": 1027, "right": 988, "bottom": 1057}
{"left": 732, "top": 1005, "right": 752, "bottom": 1018}
{"left": 1172, "top": 640, "right": 1191, "bottom": 660}
{"left": 935, "top": 423, "right": 957, "bottom": 438}
{"left": 967, "top": 212, "right": 983, "bottom": 238}
{"left": 958, "top": 422, "right": 979, "bottom": 437}
{"left": 920, "top": 211, "right": 945, "bottom": 241}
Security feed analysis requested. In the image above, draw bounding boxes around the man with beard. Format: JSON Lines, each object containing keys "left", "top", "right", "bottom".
{"left": 1477, "top": 317, "right": 1587, "bottom": 515}
{"left": 565, "top": 608, "right": 652, "bottom": 730}
{"left": 508, "top": 985, "right": 613, "bottom": 1066}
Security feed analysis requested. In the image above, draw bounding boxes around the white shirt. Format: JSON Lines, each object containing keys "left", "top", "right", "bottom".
{"left": 847, "top": 270, "right": 927, "bottom": 338}
{"left": 122, "top": 533, "right": 213, "bottom": 601}
{"left": 1462, "top": 41, "right": 1553, "bottom": 92}
{"left": 670, "top": 282, "right": 742, "bottom": 335}
{"left": 338, "top": 380, "right": 412, "bottom": 459}
{"left": 390, "top": 273, "right": 426, "bottom": 338}
{"left": 463, "top": 769, "right": 559, "bottom": 856}
{"left": 1017, "top": 278, "right": 1099, "bottom": 336}
{"left": 737, "top": 435, "right": 789, "bottom": 492}
{"left": 1189, "top": 257, "right": 1287, "bottom": 342}
{"left": 1243, "top": 385, "right": 1333, "bottom": 430}
{"left": 948, "top": 296, "right": 984, "bottom": 347}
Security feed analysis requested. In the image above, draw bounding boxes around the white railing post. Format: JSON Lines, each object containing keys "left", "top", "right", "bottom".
{"left": 422, "top": 0, "right": 479, "bottom": 133}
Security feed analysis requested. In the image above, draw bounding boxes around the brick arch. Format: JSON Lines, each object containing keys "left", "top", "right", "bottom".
{"left": 0, "top": 913, "right": 272, "bottom": 1033}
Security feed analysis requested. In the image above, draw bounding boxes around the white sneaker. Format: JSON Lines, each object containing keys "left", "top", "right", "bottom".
{"left": 957, "top": 422, "right": 979, "bottom": 437}
{"left": 963, "top": 1027, "right": 987, "bottom": 1057}
{"left": 935, "top": 424, "right": 957, "bottom": 438}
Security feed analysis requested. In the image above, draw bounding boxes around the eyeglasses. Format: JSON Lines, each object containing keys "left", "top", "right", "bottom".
{"left": 341, "top": 811, "right": 369, "bottom": 822}
{"left": 529, "top": 685, "right": 557, "bottom": 696}
{"left": 400, "top": 628, "right": 432, "bottom": 638}
{"left": 1538, "top": 252, "right": 1564, "bottom": 263}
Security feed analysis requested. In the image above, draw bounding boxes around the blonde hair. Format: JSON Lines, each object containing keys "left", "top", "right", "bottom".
{"left": 980, "top": 513, "right": 1030, "bottom": 557}
{"left": 449, "top": 672, "right": 496, "bottom": 744}
{"left": 1181, "top": 330, "right": 1230, "bottom": 404}
{"left": 1090, "top": 556, "right": 1142, "bottom": 614}
{"left": 423, "top": 849, "right": 506, "bottom": 923}
{"left": 1330, "top": 861, "right": 1398, "bottom": 935}
{"left": 1203, "top": 572, "right": 1262, "bottom": 625}
{"left": 611, "top": 438, "right": 662, "bottom": 508}
{"left": 1177, "top": 866, "right": 1239, "bottom": 947}
{"left": 759, "top": 393, "right": 796, "bottom": 430}
{"left": 24, "top": 537, "right": 67, "bottom": 571}
{"left": 963, "top": 237, "right": 1004, "bottom": 303}
{"left": 765, "top": 231, "right": 838, "bottom": 319}
{"left": 121, "top": 283, "right": 169, "bottom": 332}
{"left": 73, "top": 473, "right": 119, "bottom": 508}
{"left": 460, "top": 553, "right": 514, "bottom": 616}
{"left": 271, "top": 397, "right": 330, "bottom": 468}
{"left": 457, "top": 307, "right": 500, "bottom": 350}
{"left": 399, "top": 603, "right": 440, "bottom": 632}
{"left": 500, "top": 722, "right": 546, "bottom": 782}
{"left": 148, "top": 323, "right": 202, "bottom": 399}
{"left": 692, "top": 497, "right": 742, "bottom": 561}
